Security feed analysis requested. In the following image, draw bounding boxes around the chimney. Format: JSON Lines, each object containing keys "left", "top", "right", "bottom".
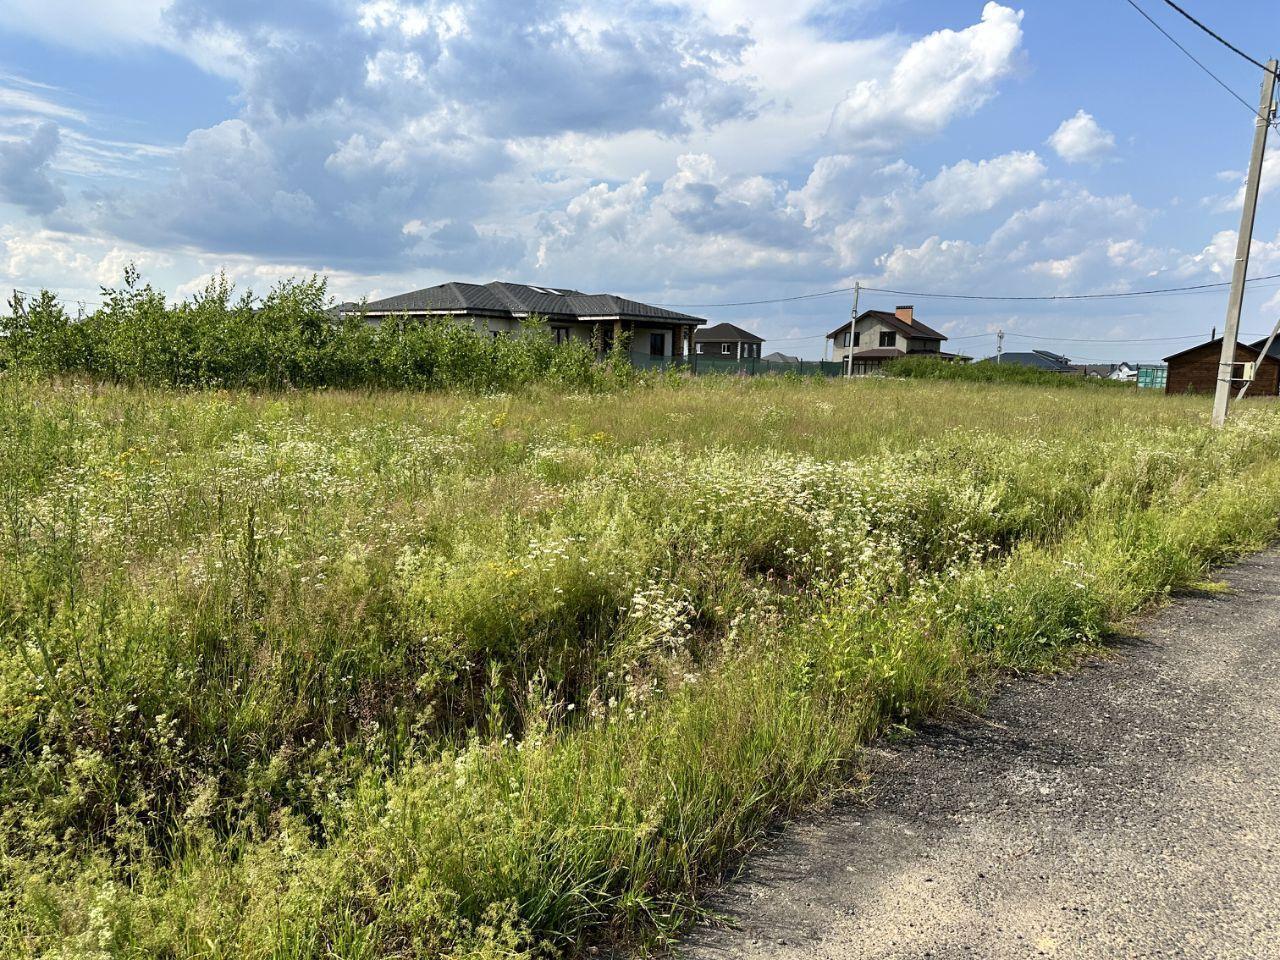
{"left": 895, "top": 305, "right": 914, "bottom": 325}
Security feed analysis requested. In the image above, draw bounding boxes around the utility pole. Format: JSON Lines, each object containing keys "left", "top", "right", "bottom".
{"left": 845, "top": 281, "right": 861, "bottom": 378}
{"left": 996, "top": 329, "right": 1004, "bottom": 364}
{"left": 1212, "top": 59, "right": 1277, "bottom": 428}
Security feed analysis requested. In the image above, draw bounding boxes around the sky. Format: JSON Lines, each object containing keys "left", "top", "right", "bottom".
{"left": 0, "top": 0, "right": 1278, "bottom": 362}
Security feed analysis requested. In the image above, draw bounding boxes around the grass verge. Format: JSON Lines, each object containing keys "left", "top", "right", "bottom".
{"left": 1, "top": 376, "right": 1277, "bottom": 958}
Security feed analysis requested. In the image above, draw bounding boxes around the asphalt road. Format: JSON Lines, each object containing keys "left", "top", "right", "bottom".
{"left": 680, "top": 552, "right": 1280, "bottom": 959}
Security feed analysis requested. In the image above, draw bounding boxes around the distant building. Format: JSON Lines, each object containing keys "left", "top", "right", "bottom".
{"left": 762, "top": 351, "right": 802, "bottom": 364}
{"left": 827, "top": 305, "right": 952, "bottom": 375}
{"left": 1072, "top": 361, "right": 1137, "bottom": 381}
{"left": 346, "top": 280, "right": 706, "bottom": 359}
{"left": 1162, "top": 337, "right": 1280, "bottom": 395}
{"left": 981, "top": 349, "right": 1074, "bottom": 373}
{"left": 695, "top": 322, "right": 765, "bottom": 360}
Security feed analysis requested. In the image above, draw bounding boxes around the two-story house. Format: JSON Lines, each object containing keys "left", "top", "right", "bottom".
{"left": 826, "top": 305, "right": 948, "bottom": 375}
{"left": 694, "top": 322, "right": 765, "bottom": 360}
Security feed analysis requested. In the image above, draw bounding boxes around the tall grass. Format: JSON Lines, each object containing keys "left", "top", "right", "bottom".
{"left": 1, "top": 375, "right": 1277, "bottom": 958}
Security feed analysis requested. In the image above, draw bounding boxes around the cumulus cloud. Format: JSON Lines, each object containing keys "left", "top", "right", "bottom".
{"left": 1204, "top": 152, "right": 1279, "bottom": 213}
{"left": 919, "top": 150, "right": 1045, "bottom": 218}
{"left": 536, "top": 146, "right": 1079, "bottom": 298}
{"left": 0, "top": 121, "right": 65, "bottom": 215}
{"left": 1047, "top": 109, "right": 1115, "bottom": 164}
{"left": 873, "top": 187, "right": 1154, "bottom": 292}
{"left": 829, "top": 2, "right": 1024, "bottom": 152}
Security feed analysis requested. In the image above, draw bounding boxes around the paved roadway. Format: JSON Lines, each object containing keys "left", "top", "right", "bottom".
{"left": 681, "top": 552, "right": 1280, "bottom": 959}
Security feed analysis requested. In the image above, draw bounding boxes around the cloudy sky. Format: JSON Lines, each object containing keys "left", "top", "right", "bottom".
{"left": 1, "top": 0, "right": 1277, "bottom": 360}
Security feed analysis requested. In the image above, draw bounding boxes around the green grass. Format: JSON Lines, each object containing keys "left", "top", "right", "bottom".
{"left": 2, "top": 374, "right": 1279, "bottom": 958}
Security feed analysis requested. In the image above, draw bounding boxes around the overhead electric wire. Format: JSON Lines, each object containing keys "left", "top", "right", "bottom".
{"left": 1156, "top": 0, "right": 1280, "bottom": 78}
{"left": 861, "top": 273, "right": 1280, "bottom": 302}
{"left": 1119, "top": 0, "right": 1270, "bottom": 122}
{"left": 1000, "top": 330, "right": 1256, "bottom": 344}
{"left": 654, "top": 272, "right": 1280, "bottom": 309}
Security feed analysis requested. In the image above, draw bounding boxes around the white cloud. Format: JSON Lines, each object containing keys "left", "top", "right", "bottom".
{"left": 0, "top": 121, "right": 64, "bottom": 215}
{"left": 1047, "top": 110, "right": 1115, "bottom": 164}
{"left": 1, "top": 0, "right": 171, "bottom": 51}
{"left": 1204, "top": 151, "right": 1279, "bottom": 213}
{"left": 829, "top": 3, "right": 1025, "bottom": 152}
{"left": 1178, "top": 227, "right": 1280, "bottom": 280}
{"left": 920, "top": 151, "right": 1045, "bottom": 218}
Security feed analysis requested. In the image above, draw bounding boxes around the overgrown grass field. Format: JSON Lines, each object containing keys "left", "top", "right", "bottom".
{"left": 3, "top": 374, "right": 1279, "bottom": 958}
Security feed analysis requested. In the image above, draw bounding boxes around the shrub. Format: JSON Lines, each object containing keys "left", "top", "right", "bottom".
{"left": 1, "top": 270, "right": 636, "bottom": 393}
{"left": 884, "top": 355, "right": 1130, "bottom": 388}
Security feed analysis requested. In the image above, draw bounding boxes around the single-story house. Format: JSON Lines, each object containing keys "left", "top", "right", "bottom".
{"left": 762, "top": 351, "right": 802, "bottom": 364}
{"left": 827, "top": 305, "right": 950, "bottom": 375}
{"left": 1162, "top": 337, "right": 1280, "bottom": 395}
{"left": 346, "top": 281, "right": 707, "bottom": 358}
{"left": 981, "top": 349, "right": 1075, "bottom": 373}
{"left": 694, "top": 322, "right": 765, "bottom": 359}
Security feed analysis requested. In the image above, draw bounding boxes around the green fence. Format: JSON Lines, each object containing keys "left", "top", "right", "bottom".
{"left": 628, "top": 355, "right": 844, "bottom": 377}
{"left": 1136, "top": 365, "right": 1168, "bottom": 390}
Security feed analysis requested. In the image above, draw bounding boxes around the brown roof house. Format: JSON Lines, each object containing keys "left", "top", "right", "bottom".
{"left": 826, "top": 305, "right": 950, "bottom": 375}
{"left": 1162, "top": 336, "right": 1280, "bottom": 396}
{"left": 694, "top": 322, "right": 765, "bottom": 360}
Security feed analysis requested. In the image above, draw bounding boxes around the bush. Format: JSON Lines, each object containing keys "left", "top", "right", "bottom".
{"left": 884, "top": 355, "right": 1130, "bottom": 388}
{"left": 1, "top": 269, "right": 634, "bottom": 393}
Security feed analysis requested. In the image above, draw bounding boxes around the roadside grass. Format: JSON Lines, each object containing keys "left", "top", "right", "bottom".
{"left": 2, "top": 374, "right": 1278, "bottom": 958}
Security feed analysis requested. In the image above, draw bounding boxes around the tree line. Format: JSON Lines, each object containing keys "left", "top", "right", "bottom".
{"left": 1, "top": 268, "right": 634, "bottom": 391}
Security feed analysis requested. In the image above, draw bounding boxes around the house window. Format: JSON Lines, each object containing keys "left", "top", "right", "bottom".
{"left": 842, "top": 331, "right": 851, "bottom": 348}
{"left": 649, "top": 332, "right": 664, "bottom": 356}
{"left": 879, "top": 331, "right": 896, "bottom": 348}
{"left": 696, "top": 343, "right": 704, "bottom": 354}
{"left": 721, "top": 343, "right": 733, "bottom": 355}
{"left": 552, "top": 326, "right": 571, "bottom": 344}
{"left": 853, "top": 331, "right": 861, "bottom": 347}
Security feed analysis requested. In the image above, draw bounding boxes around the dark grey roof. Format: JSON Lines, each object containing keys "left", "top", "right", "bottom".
{"left": 1163, "top": 335, "right": 1280, "bottom": 363}
{"left": 355, "top": 281, "right": 704, "bottom": 325}
{"left": 694, "top": 322, "right": 764, "bottom": 343}
{"left": 980, "top": 350, "right": 1074, "bottom": 371}
{"left": 762, "top": 352, "right": 801, "bottom": 363}
{"left": 827, "top": 310, "right": 947, "bottom": 342}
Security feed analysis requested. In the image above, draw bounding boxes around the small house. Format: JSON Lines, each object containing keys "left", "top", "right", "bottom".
{"left": 1162, "top": 337, "right": 1280, "bottom": 395}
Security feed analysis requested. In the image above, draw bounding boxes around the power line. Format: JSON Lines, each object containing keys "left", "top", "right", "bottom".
{"left": 1002, "top": 330, "right": 1244, "bottom": 344}
{"left": 1156, "top": 0, "right": 1280, "bottom": 79}
{"left": 862, "top": 273, "right": 1280, "bottom": 303}
{"left": 1120, "top": 0, "right": 1268, "bottom": 122}
{"left": 658, "top": 287, "right": 856, "bottom": 308}
{"left": 653, "top": 272, "right": 1280, "bottom": 309}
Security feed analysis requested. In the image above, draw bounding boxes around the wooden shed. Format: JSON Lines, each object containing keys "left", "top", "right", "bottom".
{"left": 1162, "top": 337, "right": 1280, "bottom": 396}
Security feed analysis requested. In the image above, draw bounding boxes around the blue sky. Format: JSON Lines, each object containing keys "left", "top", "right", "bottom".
{"left": 0, "top": 0, "right": 1277, "bottom": 361}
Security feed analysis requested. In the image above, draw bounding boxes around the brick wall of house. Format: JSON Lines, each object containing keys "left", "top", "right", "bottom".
{"left": 1166, "top": 342, "right": 1280, "bottom": 395}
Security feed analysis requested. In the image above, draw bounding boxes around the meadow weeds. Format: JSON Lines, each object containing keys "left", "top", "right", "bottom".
{"left": 2, "top": 375, "right": 1279, "bottom": 958}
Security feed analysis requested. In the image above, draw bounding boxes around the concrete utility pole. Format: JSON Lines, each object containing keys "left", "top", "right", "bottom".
{"left": 996, "top": 329, "right": 1004, "bottom": 364}
{"left": 845, "top": 281, "right": 861, "bottom": 378}
{"left": 1212, "top": 59, "right": 1277, "bottom": 428}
